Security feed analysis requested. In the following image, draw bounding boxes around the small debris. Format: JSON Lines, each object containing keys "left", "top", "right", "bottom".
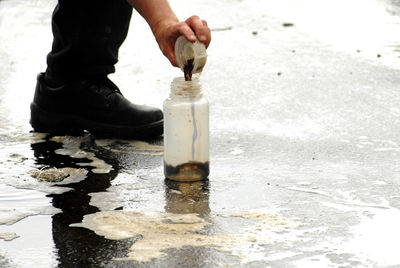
{"left": 9, "top": 153, "right": 28, "bottom": 163}
{"left": 252, "top": 31, "right": 258, "bottom": 35}
{"left": 377, "top": 54, "right": 381, "bottom": 58}
{"left": 283, "top": 23, "right": 294, "bottom": 27}
{"left": 30, "top": 167, "right": 86, "bottom": 183}
{"left": 0, "top": 232, "right": 19, "bottom": 241}
{"left": 277, "top": 72, "right": 282, "bottom": 76}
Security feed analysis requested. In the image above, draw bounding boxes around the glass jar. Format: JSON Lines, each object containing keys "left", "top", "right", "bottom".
{"left": 163, "top": 77, "right": 209, "bottom": 181}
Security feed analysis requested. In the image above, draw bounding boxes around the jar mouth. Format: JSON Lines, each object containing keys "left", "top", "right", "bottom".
{"left": 170, "top": 77, "right": 202, "bottom": 99}
{"left": 171, "top": 77, "right": 201, "bottom": 89}
{"left": 172, "top": 76, "right": 200, "bottom": 83}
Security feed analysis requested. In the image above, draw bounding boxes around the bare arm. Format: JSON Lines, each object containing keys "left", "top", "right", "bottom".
{"left": 127, "top": 0, "right": 211, "bottom": 66}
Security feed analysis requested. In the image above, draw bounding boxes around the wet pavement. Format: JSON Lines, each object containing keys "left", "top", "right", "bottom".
{"left": 1, "top": 0, "right": 400, "bottom": 267}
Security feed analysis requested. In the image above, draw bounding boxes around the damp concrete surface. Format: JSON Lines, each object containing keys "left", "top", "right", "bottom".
{"left": 1, "top": 0, "right": 400, "bottom": 267}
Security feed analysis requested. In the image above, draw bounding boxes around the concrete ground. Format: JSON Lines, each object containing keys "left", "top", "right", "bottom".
{"left": 1, "top": 0, "right": 400, "bottom": 267}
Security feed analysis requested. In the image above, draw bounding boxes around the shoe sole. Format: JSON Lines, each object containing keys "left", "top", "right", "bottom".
{"left": 30, "top": 102, "right": 163, "bottom": 139}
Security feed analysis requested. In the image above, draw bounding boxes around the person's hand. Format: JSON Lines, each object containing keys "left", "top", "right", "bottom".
{"left": 153, "top": 15, "right": 211, "bottom": 67}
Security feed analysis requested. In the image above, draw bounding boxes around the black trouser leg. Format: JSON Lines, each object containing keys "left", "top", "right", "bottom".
{"left": 46, "top": 0, "right": 133, "bottom": 83}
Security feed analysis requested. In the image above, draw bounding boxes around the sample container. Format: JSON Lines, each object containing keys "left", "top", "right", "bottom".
{"left": 163, "top": 77, "right": 209, "bottom": 181}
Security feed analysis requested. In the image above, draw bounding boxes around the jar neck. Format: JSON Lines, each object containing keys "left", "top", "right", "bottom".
{"left": 170, "top": 77, "right": 202, "bottom": 99}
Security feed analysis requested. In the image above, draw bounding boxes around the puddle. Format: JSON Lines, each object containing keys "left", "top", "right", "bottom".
{"left": 0, "top": 134, "right": 111, "bottom": 225}
{"left": 50, "top": 136, "right": 113, "bottom": 174}
{"left": 0, "top": 215, "right": 58, "bottom": 268}
{"left": 72, "top": 210, "right": 299, "bottom": 264}
{"left": 1, "top": 135, "right": 100, "bottom": 193}
{"left": 95, "top": 139, "right": 163, "bottom": 156}
{"left": 0, "top": 183, "right": 59, "bottom": 225}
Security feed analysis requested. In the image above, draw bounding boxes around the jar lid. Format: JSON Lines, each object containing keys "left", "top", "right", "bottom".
{"left": 174, "top": 36, "right": 207, "bottom": 74}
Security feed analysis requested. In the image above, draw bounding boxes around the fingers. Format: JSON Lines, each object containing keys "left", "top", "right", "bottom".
{"left": 155, "top": 15, "right": 211, "bottom": 67}
{"left": 184, "top": 15, "right": 211, "bottom": 48}
{"left": 174, "top": 21, "right": 196, "bottom": 43}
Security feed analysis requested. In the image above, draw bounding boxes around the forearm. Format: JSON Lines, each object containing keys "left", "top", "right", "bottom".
{"left": 127, "top": 0, "right": 179, "bottom": 35}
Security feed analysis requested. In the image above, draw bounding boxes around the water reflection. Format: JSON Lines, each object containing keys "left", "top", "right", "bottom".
{"left": 158, "top": 179, "right": 212, "bottom": 267}
{"left": 164, "top": 179, "right": 210, "bottom": 218}
{"left": 31, "top": 136, "right": 134, "bottom": 267}
{"left": 30, "top": 135, "right": 213, "bottom": 266}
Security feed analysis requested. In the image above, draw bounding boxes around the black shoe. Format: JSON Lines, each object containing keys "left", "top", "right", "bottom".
{"left": 30, "top": 73, "right": 163, "bottom": 139}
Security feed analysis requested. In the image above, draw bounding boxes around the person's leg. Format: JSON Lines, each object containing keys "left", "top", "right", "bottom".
{"left": 31, "top": 0, "right": 163, "bottom": 139}
{"left": 46, "top": 0, "right": 133, "bottom": 83}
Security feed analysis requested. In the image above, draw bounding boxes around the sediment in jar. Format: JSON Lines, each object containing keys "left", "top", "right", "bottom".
{"left": 164, "top": 161, "right": 209, "bottom": 182}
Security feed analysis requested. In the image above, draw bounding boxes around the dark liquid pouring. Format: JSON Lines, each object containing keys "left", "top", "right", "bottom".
{"left": 184, "top": 58, "right": 194, "bottom": 81}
